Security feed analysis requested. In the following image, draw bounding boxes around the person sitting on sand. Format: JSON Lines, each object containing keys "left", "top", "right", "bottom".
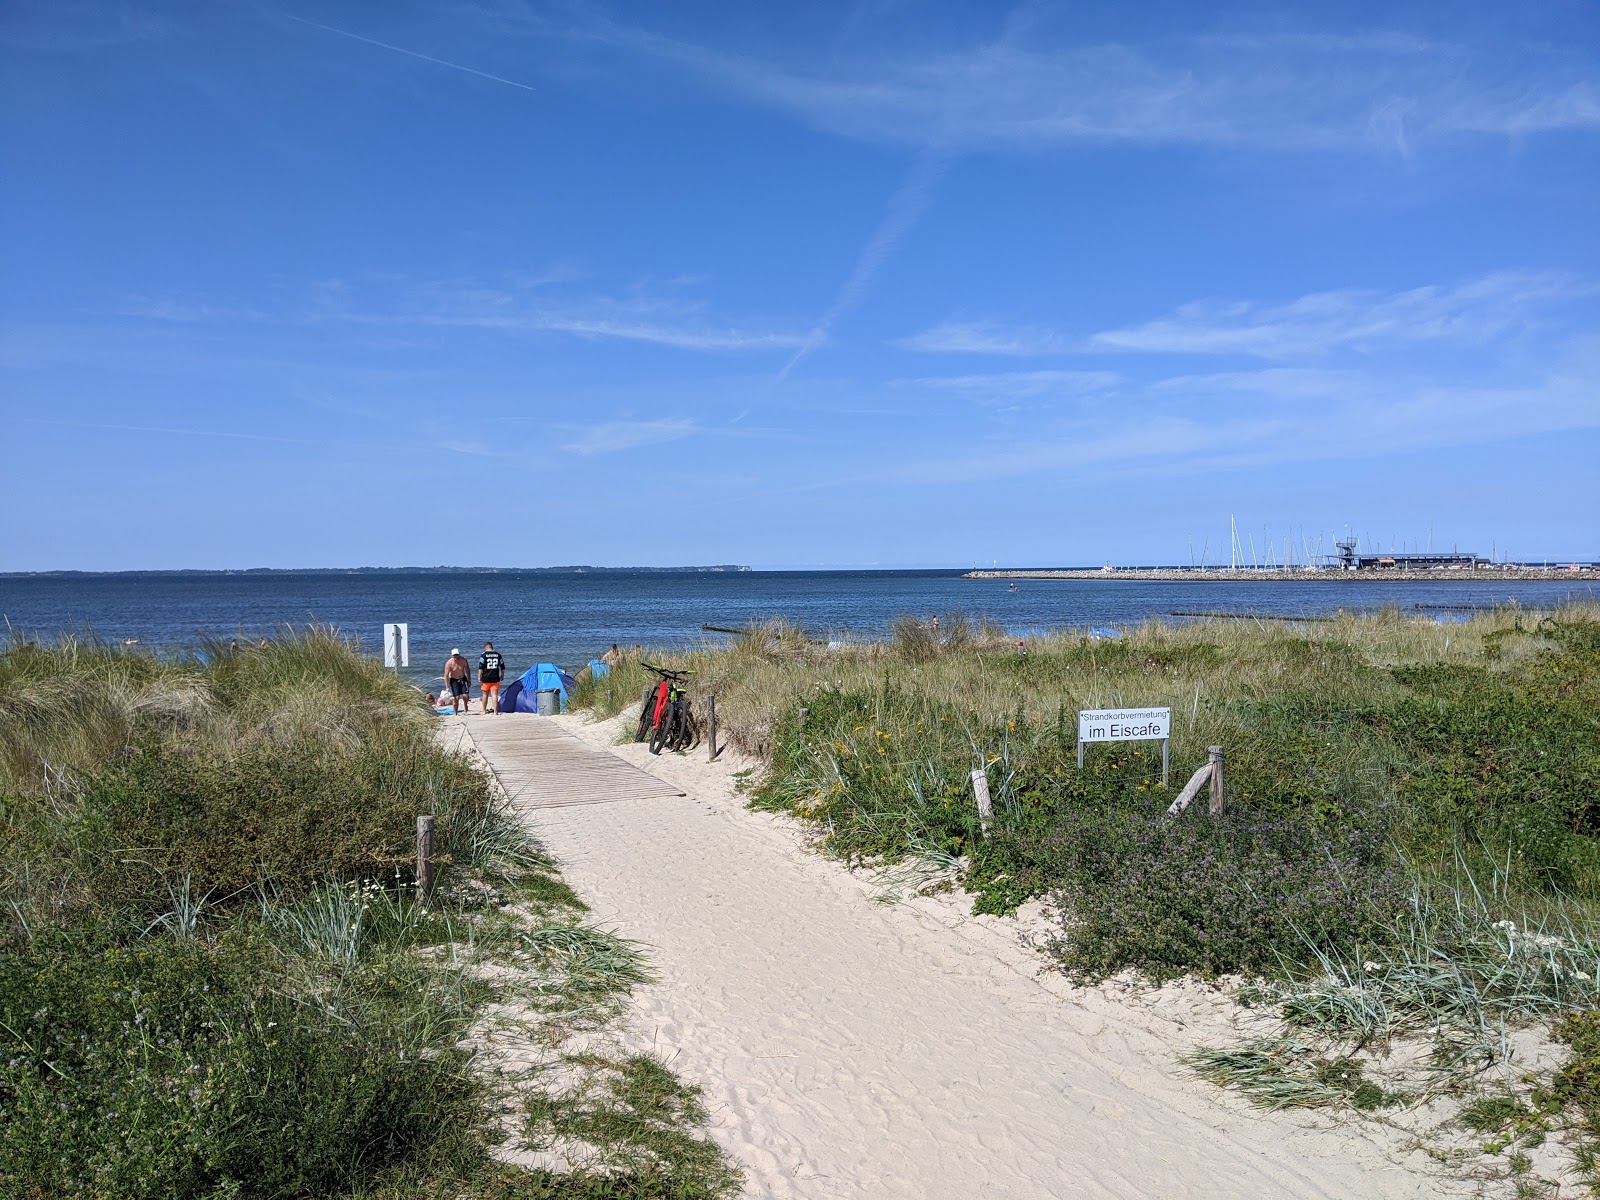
{"left": 444, "top": 648, "right": 472, "bottom": 713}
{"left": 478, "top": 641, "right": 505, "bottom": 714}
{"left": 601, "top": 643, "right": 621, "bottom": 666}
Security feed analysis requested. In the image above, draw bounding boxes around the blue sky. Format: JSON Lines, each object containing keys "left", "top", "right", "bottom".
{"left": 2, "top": 1, "right": 1596, "bottom": 570}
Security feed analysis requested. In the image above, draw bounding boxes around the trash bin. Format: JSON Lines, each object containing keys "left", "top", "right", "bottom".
{"left": 535, "top": 688, "right": 560, "bottom": 716}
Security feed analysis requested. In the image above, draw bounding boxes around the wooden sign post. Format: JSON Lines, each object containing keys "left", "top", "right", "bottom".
{"left": 970, "top": 768, "right": 993, "bottom": 838}
{"left": 416, "top": 814, "right": 436, "bottom": 901}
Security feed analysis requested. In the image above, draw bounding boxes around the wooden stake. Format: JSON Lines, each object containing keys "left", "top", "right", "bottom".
{"left": 416, "top": 814, "right": 436, "bottom": 901}
{"left": 970, "top": 767, "right": 993, "bottom": 837}
{"left": 707, "top": 694, "right": 718, "bottom": 762}
{"left": 1208, "top": 745, "right": 1225, "bottom": 814}
{"left": 1166, "top": 762, "right": 1214, "bottom": 816}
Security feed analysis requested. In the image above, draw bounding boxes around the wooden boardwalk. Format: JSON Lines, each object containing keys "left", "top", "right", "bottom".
{"left": 444, "top": 713, "right": 684, "bottom": 809}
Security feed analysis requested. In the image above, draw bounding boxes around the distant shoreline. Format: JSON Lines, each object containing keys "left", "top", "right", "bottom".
{"left": 0, "top": 565, "right": 754, "bottom": 579}
{"left": 965, "top": 567, "right": 1599, "bottom": 583}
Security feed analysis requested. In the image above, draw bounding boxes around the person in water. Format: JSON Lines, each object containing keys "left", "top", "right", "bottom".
{"left": 478, "top": 642, "right": 505, "bottom": 714}
{"left": 444, "top": 648, "right": 472, "bottom": 713}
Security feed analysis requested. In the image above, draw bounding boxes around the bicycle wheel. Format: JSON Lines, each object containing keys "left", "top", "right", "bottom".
{"left": 663, "top": 700, "right": 690, "bottom": 752}
{"left": 674, "top": 700, "right": 700, "bottom": 751}
{"left": 648, "top": 698, "right": 674, "bottom": 755}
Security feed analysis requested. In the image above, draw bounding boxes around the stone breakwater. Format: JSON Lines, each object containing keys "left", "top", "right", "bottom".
{"left": 964, "top": 567, "right": 1600, "bottom": 583}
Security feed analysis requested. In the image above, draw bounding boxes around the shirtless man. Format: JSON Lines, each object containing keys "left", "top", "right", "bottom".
{"left": 443, "top": 648, "right": 472, "bottom": 713}
{"left": 478, "top": 641, "right": 506, "bottom": 714}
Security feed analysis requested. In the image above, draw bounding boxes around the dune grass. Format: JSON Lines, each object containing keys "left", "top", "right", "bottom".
{"left": 0, "top": 629, "right": 740, "bottom": 1200}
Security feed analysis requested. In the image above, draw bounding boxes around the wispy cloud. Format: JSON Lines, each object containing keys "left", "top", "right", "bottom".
{"left": 0, "top": 2, "right": 175, "bottom": 52}
{"left": 802, "top": 358, "right": 1600, "bottom": 493}
{"left": 561, "top": 418, "right": 696, "bottom": 455}
{"left": 896, "top": 320, "right": 1070, "bottom": 355}
{"left": 562, "top": 17, "right": 1600, "bottom": 152}
{"left": 902, "top": 271, "right": 1594, "bottom": 360}
{"left": 907, "top": 369, "right": 1120, "bottom": 405}
{"left": 399, "top": 311, "right": 806, "bottom": 351}
{"left": 1087, "top": 271, "right": 1594, "bottom": 358}
{"left": 121, "top": 275, "right": 808, "bottom": 353}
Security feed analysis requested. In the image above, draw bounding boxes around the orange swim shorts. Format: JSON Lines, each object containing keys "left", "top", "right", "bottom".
{"left": 482, "top": 682, "right": 500, "bottom": 693}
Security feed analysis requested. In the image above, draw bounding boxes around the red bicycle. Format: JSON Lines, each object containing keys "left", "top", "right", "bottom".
{"left": 634, "top": 663, "right": 699, "bottom": 754}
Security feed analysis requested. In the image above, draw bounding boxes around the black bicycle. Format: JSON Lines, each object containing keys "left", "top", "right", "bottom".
{"left": 634, "top": 663, "right": 699, "bottom": 754}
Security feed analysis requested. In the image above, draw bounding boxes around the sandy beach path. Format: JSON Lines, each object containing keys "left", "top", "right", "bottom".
{"left": 445, "top": 711, "right": 1441, "bottom": 1200}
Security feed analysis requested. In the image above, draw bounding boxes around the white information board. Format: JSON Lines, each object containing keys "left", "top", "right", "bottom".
{"left": 1076, "top": 706, "right": 1171, "bottom": 782}
{"left": 1077, "top": 707, "right": 1171, "bottom": 743}
{"left": 383, "top": 623, "right": 409, "bottom": 668}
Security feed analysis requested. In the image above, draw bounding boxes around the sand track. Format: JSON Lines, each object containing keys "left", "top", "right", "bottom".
{"left": 449, "top": 711, "right": 1445, "bottom": 1199}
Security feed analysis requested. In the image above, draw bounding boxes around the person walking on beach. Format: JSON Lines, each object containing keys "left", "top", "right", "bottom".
{"left": 478, "top": 641, "right": 505, "bottom": 714}
{"left": 444, "top": 648, "right": 472, "bottom": 713}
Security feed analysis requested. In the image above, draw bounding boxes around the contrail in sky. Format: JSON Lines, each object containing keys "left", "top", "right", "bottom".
{"left": 271, "top": 9, "right": 538, "bottom": 93}
{"left": 779, "top": 148, "right": 948, "bottom": 379}
{"left": 777, "top": 2, "right": 1038, "bottom": 379}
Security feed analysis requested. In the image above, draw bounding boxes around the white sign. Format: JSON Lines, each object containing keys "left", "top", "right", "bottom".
{"left": 1077, "top": 706, "right": 1170, "bottom": 743}
{"left": 383, "top": 623, "right": 409, "bottom": 668}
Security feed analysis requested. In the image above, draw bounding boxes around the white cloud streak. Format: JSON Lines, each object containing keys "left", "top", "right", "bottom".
{"left": 565, "top": 19, "right": 1600, "bottom": 153}
{"left": 1087, "top": 272, "right": 1595, "bottom": 358}
{"left": 896, "top": 320, "right": 1070, "bottom": 356}
{"left": 903, "top": 271, "right": 1595, "bottom": 360}
{"left": 398, "top": 311, "right": 806, "bottom": 351}
{"left": 906, "top": 369, "right": 1121, "bottom": 405}
{"left": 121, "top": 277, "right": 808, "bottom": 353}
{"left": 561, "top": 418, "right": 696, "bottom": 455}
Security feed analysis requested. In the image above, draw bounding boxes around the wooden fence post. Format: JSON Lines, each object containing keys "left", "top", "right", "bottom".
{"left": 798, "top": 706, "right": 808, "bottom": 730}
{"left": 1208, "top": 745, "right": 1225, "bottom": 814}
{"left": 416, "top": 814, "right": 436, "bottom": 902}
{"left": 970, "top": 767, "right": 993, "bottom": 838}
{"left": 707, "top": 694, "right": 718, "bottom": 762}
{"left": 1165, "top": 761, "right": 1215, "bottom": 816}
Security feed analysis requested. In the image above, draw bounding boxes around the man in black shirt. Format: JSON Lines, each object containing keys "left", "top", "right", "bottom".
{"left": 478, "top": 641, "right": 505, "bottom": 714}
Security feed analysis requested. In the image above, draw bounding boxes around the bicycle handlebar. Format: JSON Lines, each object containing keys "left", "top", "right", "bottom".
{"left": 640, "top": 662, "right": 694, "bottom": 680}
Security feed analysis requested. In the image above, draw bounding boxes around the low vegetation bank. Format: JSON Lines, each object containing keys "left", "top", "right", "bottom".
{"left": 0, "top": 630, "right": 740, "bottom": 1200}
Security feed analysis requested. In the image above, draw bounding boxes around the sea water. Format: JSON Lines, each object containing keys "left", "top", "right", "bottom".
{"left": 1, "top": 569, "right": 1592, "bottom": 689}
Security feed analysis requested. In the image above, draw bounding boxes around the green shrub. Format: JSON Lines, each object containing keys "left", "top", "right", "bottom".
{"left": 0, "top": 931, "right": 483, "bottom": 1200}
{"left": 1379, "top": 622, "right": 1600, "bottom": 894}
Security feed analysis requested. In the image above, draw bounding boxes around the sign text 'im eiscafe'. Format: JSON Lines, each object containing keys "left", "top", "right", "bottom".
{"left": 1077, "top": 707, "right": 1171, "bottom": 744}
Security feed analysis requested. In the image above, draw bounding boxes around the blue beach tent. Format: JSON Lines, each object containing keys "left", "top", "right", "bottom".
{"left": 501, "top": 663, "right": 577, "bottom": 713}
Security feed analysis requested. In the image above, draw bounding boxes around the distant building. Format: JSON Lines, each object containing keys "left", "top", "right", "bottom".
{"left": 1328, "top": 540, "right": 1482, "bottom": 571}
